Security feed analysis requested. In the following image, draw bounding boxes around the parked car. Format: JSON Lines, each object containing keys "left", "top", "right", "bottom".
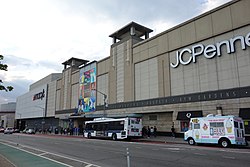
{"left": 4, "top": 127, "right": 14, "bottom": 134}
{"left": 0, "top": 127, "right": 4, "bottom": 133}
{"left": 24, "top": 128, "right": 36, "bottom": 134}
{"left": 14, "top": 129, "right": 20, "bottom": 133}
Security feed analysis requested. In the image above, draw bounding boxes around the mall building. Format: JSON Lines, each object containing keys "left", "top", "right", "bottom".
{"left": 16, "top": 0, "right": 250, "bottom": 136}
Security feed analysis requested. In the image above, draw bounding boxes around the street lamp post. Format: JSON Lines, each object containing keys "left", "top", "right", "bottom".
{"left": 16, "top": 113, "right": 22, "bottom": 130}
{"left": 92, "top": 89, "right": 107, "bottom": 118}
{"left": 15, "top": 113, "right": 22, "bottom": 146}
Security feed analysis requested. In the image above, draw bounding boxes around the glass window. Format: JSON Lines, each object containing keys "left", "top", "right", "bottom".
{"left": 97, "top": 124, "right": 103, "bottom": 131}
{"left": 234, "top": 121, "right": 239, "bottom": 128}
{"left": 240, "top": 122, "right": 244, "bottom": 129}
{"left": 210, "top": 122, "right": 224, "bottom": 127}
{"left": 85, "top": 124, "right": 93, "bottom": 130}
{"left": 217, "top": 122, "right": 224, "bottom": 127}
{"left": 194, "top": 124, "right": 200, "bottom": 129}
{"left": 108, "top": 121, "right": 124, "bottom": 130}
{"left": 93, "top": 124, "right": 98, "bottom": 130}
{"left": 130, "top": 119, "right": 140, "bottom": 124}
{"left": 210, "top": 122, "right": 217, "bottom": 127}
{"left": 240, "top": 123, "right": 243, "bottom": 129}
{"left": 180, "top": 121, "right": 189, "bottom": 132}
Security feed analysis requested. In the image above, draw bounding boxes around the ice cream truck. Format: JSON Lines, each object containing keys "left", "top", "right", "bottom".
{"left": 184, "top": 115, "right": 247, "bottom": 147}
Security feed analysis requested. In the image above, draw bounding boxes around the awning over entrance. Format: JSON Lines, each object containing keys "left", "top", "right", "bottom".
{"left": 177, "top": 111, "right": 203, "bottom": 120}
{"left": 239, "top": 108, "right": 250, "bottom": 119}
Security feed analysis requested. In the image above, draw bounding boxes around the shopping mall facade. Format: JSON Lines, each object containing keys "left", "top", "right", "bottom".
{"left": 16, "top": 0, "right": 250, "bottom": 136}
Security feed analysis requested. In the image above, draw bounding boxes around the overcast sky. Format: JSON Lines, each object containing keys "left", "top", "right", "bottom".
{"left": 0, "top": 0, "right": 231, "bottom": 104}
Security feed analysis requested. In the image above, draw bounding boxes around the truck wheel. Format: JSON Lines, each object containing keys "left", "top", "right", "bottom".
{"left": 188, "top": 138, "right": 195, "bottom": 145}
{"left": 87, "top": 133, "right": 91, "bottom": 139}
{"left": 112, "top": 133, "right": 117, "bottom": 141}
{"left": 220, "top": 139, "right": 230, "bottom": 148}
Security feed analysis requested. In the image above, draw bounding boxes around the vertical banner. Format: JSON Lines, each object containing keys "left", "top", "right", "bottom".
{"left": 78, "top": 63, "right": 96, "bottom": 112}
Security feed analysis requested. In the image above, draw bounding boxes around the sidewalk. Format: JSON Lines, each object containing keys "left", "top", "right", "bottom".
{"left": 135, "top": 135, "right": 186, "bottom": 144}
{"left": 136, "top": 135, "right": 250, "bottom": 149}
{"left": 34, "top": 133, "right": 187, "bottom": 145}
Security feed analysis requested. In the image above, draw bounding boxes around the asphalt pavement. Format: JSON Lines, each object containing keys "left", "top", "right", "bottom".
{"left": 0, "top": 134, "right": 185, "bottom": 167}
{"left": 0, "top": 154, "right": 15, "bottom": 167}
{"left": 0, "top": 133, "right": 249, "bottom": 167}
{"left": 0, "top": 141, "right": 69, "bottom": 167}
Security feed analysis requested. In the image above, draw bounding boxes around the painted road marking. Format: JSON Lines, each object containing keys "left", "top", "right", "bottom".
{"left": 162, "top": 148, "right": 182, "bottom": 151}
{"left": 0, "top": 142, "right": 73, "bottom": 167}
{"left": 222, "top": 156, "right": 235, "bottom": 159}
{"left": 219, "top": 149, "right": 250, "bottom": 154}
{"left": 24, "top": 146, "right": 101, "bottom": 167}
{"left": 194, "top": 153, "right": 206, "bottom": 156}
{"left": 0, "top": 140, "right": 101, "bottom": 167}
{"left": 166, "top": 148, "right": 180, "bottom": 151}
{"left": 85, "top": 165, "right": 93, "bottom": 167}
{"left": 39, "top": 152, "right": 48, "bottom": 156}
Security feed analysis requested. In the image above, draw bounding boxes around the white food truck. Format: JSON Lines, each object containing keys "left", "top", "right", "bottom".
{"left": 184, "top": 115, "right": 247, "bottom": 147}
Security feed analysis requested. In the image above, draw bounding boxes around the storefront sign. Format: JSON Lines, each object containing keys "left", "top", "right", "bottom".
{"left": 186, "top": 113, "right": 192, "bottom": 118}
{"left": 99, "top": 86, "right": 250, "bottom": 110}
{"left": 33, "top": 89, "right": 45, "bottom": 101}
{"left": 177, "top": 111, "right": 202, "bottom": 120}
{"left": 170, "top": 32, "right": 250, "bottom": 68}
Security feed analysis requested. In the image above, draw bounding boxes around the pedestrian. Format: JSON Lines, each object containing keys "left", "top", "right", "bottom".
{"left": 142, "top": 126, "right": 147, "bottom": 138}
{"left": 171, "top": 126, "right": 175, "bottom": 138}
{"left": 153, "top": 126, "right": 157, "bottom": 137}
{"left": 147, "top": 126, "right": 151, "bottom": 138}
{"left": 150, "top": 127, "right": 154, "bottom": 137}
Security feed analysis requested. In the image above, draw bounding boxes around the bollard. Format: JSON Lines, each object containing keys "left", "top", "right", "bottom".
{"left": 126, "top": 148, "right": 130, "bottom": 167}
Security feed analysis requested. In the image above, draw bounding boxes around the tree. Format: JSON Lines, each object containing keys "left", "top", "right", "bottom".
{"left": 0, "top": 55, "right": 13, "bottom": 91}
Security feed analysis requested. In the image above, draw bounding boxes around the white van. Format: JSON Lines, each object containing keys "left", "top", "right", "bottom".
{"left": 184, "top": 115, "right": 247, "bottom": 147}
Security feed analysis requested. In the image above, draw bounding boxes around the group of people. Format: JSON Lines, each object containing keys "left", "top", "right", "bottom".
{"left": 59, "top": 127, "right": 80, "bottom": 136}
{"left": 142, "top": 126, "right": 157, "bottom": 138}
{"left": 142, "top": 125, "right": 176, "bottom": 138}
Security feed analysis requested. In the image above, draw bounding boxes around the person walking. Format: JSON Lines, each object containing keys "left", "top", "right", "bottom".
{"left": 147, "top": 126, "right": 151, "bottom": 138}
{"left": 171, "top": 126, "right": 175, "bottom": 138}
{"left": 150, "top": 127, "right": 154, "bottom": 137}
{"left": 142, "top": 126, "right": 147, "bottom": 138}
{"left": 153, "top": 126, "right": 157, "bottom": 137}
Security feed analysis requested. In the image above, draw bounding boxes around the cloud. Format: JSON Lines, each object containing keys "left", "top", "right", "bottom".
{"left": 0, "top": 0, "right": 232, "bottom": 104}
{"left": 200, "top": 0, "right": 232, "bottom": 13}
{"left": 1, "top": 55, "right": 62, "bottom": 82}
{"left": 0, "top": 79, "right": 32, "bottom": 105}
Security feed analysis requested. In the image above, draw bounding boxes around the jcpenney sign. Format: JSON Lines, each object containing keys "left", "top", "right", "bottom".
{"left": 170, "top": 32, "right": 250, "bottom": 68}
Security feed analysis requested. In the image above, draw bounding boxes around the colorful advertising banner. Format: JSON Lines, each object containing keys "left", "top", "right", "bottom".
{"left": 78, "top": 63, "right": 96, "bottom": 112}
